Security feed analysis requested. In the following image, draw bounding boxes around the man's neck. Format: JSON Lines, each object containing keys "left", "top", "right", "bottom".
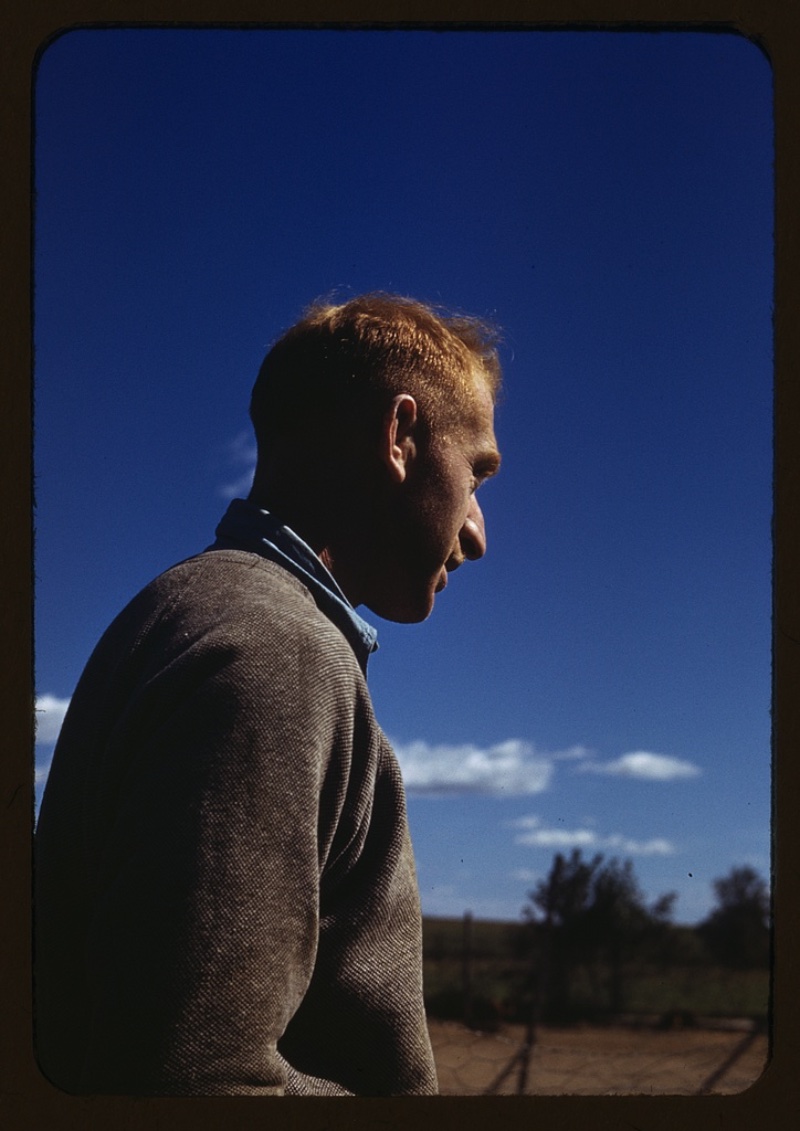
{"left": 247, "top": 489, "right": 365, "bottom": 609}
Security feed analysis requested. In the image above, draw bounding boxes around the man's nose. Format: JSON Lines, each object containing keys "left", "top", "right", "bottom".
{"left": 459, "top": 496, "right": 487, "bottom": 561}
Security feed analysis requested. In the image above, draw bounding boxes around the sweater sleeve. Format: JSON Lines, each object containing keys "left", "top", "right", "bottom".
{"left": 75, "top": 589, "right": 368, "bottom": 1096}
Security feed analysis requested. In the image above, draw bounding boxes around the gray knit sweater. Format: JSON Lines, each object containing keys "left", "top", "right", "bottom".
{"left": 34, "top": 550, "right": 438, "bottom": 1096}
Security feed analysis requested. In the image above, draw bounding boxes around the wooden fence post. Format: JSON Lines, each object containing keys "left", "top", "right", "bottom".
{"left": 462, "top": 909, "right": 473, "bottom": 1027}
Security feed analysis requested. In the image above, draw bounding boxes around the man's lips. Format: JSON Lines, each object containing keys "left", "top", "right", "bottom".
{"left": 436, "top": 553, "right": 465, "bottom": 593}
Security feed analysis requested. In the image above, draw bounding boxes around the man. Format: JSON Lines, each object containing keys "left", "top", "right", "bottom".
{"left": 34, "top": 293, "right": 502, "bottom": 1096}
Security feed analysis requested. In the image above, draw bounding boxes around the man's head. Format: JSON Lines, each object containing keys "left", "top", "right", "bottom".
{"left": 249, "top": 292, "right": 502, "bottom": 622}
{"left": 250, "top": 292, "right": 501, "bottom": 452}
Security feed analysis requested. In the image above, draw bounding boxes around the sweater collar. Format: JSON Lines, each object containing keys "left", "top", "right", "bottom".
{"left": 209, "top": 498, "right": 379, "bottom": 671}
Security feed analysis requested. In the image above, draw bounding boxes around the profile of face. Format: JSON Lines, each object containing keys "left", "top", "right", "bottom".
{"left": 362, "top": 376, "right": 501, "bottom": 623}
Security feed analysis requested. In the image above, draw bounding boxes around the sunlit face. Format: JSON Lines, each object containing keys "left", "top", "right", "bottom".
{"left": 363, "top": 377, "right": 501, "bottom": 623}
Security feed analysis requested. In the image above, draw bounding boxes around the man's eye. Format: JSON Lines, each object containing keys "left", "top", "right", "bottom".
{"left": 471, "top": 473, "right": 489, "bottom": 493}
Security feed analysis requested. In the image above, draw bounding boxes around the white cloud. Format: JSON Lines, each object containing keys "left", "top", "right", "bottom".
{"left": 509, "top": 815, "right": 676, "bottom": 856}
{"left": 392, "top": 738, "right": 560, "bottom": 796}
{"left": 574, "top": 750, "right": 701, "bottom": 781}
{"left": 34, "top": 695, "right": 70, "bottom": 746}
{"left": 510, "top": 815, "right": 546, "bottom": 831}
{"left": 393, "top": 736, "right": 699, "bottom": 795}
{"left": 393, "top": 736, "right": 699, "bottom": 797}
{"left": 35, "top": 756, "right": 53, "bottom": 785}
{"left": 511, "top": 868, "right": 542, "bottom": 883}
{"left": 552, "top": 745, "right": 593, "bottom": 762}
{"left": 219, "top": 470, "right": 256, "bottom": 500}
{"left": 218, "top": 431, "right": 257, "bottom": 499}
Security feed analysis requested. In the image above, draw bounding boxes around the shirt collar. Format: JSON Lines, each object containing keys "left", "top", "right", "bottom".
{"left": 208, "top": 498, "right": 379, "bottom": 672}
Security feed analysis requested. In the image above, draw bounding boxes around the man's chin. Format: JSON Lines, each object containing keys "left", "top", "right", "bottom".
{"left": 365, "top": 587, "right": 438, "bottom": 625}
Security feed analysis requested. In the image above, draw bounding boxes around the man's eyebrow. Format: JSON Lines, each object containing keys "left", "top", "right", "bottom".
{"left": 474, "top": 450, "right": 502, "bottom": 478}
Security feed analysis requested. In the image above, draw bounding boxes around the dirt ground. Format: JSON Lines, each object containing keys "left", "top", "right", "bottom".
{"left": 427, "top": 1018, "right": 768, "bottom": 1095}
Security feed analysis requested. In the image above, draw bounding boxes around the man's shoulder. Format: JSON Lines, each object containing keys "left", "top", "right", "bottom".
{"left": 155, "top": 548, "right": 311, "bottom": 605}
{"left": 131, "top": 549, "right": 357, "bottom": 668}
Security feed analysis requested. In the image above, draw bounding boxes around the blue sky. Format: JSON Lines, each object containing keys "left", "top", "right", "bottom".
{"left": 33, "top": 28, "right": 772, "bottom": 925}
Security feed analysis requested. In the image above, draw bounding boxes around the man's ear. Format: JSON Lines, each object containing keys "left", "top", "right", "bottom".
{"left": 382, "top": 394, "right": 418, "bottom": 484}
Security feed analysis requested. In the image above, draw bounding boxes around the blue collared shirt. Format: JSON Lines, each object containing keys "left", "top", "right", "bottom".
{"left": 207, "top": 498, "right": 379, "bottom": 672}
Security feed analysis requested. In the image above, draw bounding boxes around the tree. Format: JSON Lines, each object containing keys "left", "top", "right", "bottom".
{"left": 583, "top": 858, "right": 652, "bottom": 1012}
{"left": 698, "top": 866, "right": 770, "bottom": 969}
{"left": 520, "top": 850, "right": 677, "bottom": 1019}
{"left": 522, "top": 849, "right": 602, "bottom": 1018}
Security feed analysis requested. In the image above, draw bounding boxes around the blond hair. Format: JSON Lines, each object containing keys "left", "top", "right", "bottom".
{"left": 250, "top": 292, "right": 501, "bottom": 452}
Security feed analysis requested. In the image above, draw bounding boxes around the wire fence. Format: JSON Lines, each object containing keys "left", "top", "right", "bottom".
{"left": 427, "top": 1015, "right": 768, "bottom": 1095}
{"left": 423, "top": 911, "right": 769, "bottom": 1095}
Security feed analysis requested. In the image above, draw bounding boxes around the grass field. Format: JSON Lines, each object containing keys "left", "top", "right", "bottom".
{"left": 422, "top": 916, "right": 770, "bottom": 1026}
